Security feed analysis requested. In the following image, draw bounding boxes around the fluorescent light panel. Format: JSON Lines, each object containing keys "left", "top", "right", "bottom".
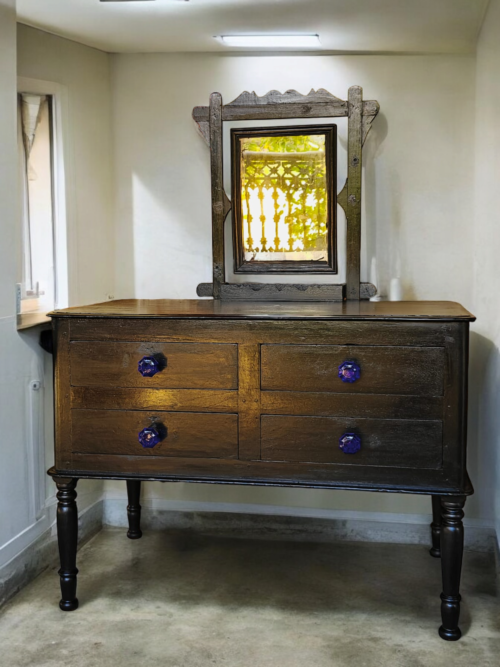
{"left": 218, "top": 35, "right": 321, "bottom": 49}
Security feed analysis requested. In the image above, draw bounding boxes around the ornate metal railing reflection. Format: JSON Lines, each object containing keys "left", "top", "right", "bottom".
{"left": 241, "top": 149, "right": 328, "bottom": 262}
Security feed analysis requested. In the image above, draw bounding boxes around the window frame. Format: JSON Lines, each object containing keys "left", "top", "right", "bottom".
{"left": 17, "top": 77, "right": 69, "bottom": 314}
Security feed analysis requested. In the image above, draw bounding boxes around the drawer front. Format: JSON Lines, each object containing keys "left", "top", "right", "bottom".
{"left": 261, "top": 345, "right": 444, "bottom": 395}
{"left": 72, "top": 410, "right": 238, "bottom": 459}
{"left": 261, "top": 415, "right": 442, "bottom": 469}
{"left": 70, "top": 342, "right": 238, "bottom": 389}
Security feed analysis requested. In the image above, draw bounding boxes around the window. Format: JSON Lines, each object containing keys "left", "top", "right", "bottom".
{"left": 18, "top": 93, "right": 57, "bottom": 315}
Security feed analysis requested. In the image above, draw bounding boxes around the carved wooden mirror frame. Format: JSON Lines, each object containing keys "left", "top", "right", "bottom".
{"left": 192, "top": 86, "right": 379, "bottom": 302}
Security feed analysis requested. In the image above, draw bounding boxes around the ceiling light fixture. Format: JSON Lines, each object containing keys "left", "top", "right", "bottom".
{"left": 100, "top": 1, "right": 190, "bottom": 3}
{"left": 217, "top": 35, "right": 321, "bottom": 49}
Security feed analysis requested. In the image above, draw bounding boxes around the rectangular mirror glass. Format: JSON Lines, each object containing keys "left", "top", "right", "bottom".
{"left": 231, "top": 125, "right": 336, "bottom": 274}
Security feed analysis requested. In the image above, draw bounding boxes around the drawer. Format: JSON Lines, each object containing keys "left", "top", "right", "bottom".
{"left": 261, "top": 415, "right": 442, "bottom": 469}
{"left": 261, "top": 345, "right": 444, "bottom": 395}
{"left": 72, "top": 409, "right": 238, "bottom": 459}
{"left": 70, "top": 342, "right": 238, "bottom": 389}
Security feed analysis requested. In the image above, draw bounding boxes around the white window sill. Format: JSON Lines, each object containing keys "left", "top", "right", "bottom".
{"left": 17, "top": 312, "right": 51, "bottom": 330}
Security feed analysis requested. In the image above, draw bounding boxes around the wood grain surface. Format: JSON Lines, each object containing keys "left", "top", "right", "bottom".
{"left": 50, "top": 299, "right": 475, "bottom": 321}
{"left": 71, "top": 387, "right": 238, "bottom": 413}
{"left": 261, "top": 392, "right": 443, "bottom": 420}
{"left": 50, "top": 303, "right": 471, "bottom": 495}
{"left": 261, "top": 415, "right": 442, "bottom": 468}
{"left": 72, "top": 410, "right": 238, "bottom": 459}
{"left": 346, "top": 85, "right": 363, "bottom": 300}
{"left": 63, "top": 454, "right": 456, "bottom": 493}
{"left": 237, "top": 344, "right": 261, "bottom": 460}
{"left": 261, "top": 344, "right": 444, "bottom": 395}
{"left": 67, "top": 319, "right": 458, "bottom": 350}
{"left": 209, "top": 92, "right": 226, "bottom": 298}
{"left": 70, "top": 341, "right": 238, "bottom": 389}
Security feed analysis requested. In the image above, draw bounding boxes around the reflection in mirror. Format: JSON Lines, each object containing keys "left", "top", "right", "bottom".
{"left": 231, "top": 125, "right": 336, "bottom": 274}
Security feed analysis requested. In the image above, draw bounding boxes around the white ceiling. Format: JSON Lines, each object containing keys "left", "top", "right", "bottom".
{"left": 17, "top": 0, "right": 489, "bottom": 54}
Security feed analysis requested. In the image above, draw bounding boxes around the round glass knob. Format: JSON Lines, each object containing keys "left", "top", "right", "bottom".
{"left": 138, "top": 426, "right": 162, "bottom": 449}
{"left": 138, "top": 355, "right": 161, "bottom": 377}
{"left": 338, "top": 360, "right": 361, "bottom": 383}
{"left": 339, "top": 432, "right": 362, "bottom": 455}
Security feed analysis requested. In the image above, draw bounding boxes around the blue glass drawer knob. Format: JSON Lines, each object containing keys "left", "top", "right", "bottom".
{"left": 338, "top": 360, "right": 361, "bottom": 383}
{"left": 138, "top": 425, "right": 165, "bottom": 449}
{"left": 339, "top": 432, "right": 362, "bottom": 455}
{"left": 138, "top": 355, "right": 161, "bottom": 377}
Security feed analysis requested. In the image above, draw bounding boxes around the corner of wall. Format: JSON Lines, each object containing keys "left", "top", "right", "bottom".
{"left": 0, "top": 497, "right": 102, "bottom": 609}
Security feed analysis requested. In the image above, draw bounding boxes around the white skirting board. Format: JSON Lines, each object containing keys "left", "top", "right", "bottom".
{"left": 0, "top": 500, "right": 102, "bottom": 609}
{"left": 103, "top": 497, "right": 497, "bottom": 553}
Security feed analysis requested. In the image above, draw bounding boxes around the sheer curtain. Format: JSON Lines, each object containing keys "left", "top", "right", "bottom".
{"left": 18, "top": 93, "right": 55, "bottom": 312}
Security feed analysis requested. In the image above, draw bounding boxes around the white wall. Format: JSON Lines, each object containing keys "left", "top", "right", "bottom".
{"left": 0, "top": 2, "right": 17, "bottom": 318}
{"left": 16, "top": 23, "right": 117, "bottom": 525}
{"left": 473, "top": 0, "right": 500, "bottom": 548}
{"left": 7, "top": 28, "right": 498, "bottom": 558}
{"left": 107, "top": 53, "right": 483, "bottom": 522}
{"left": 0, "top": 2, "right": 61, "bottom": 576}
{"left": 0, "top": 0, "right": 57, "bottom": 577}
{"left": 1, "top": 24, "right": 115, "bottom": 580}
{"left": 0, "top": 0, "right": 27, "bottom": 562}
{"left": 17, "top": 25, "right": 115, "bottom": 307}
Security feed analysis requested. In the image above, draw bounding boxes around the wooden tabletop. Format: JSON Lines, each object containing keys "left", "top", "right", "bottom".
{"left": 50, "top": 299, "right": 475, "bottom": 322}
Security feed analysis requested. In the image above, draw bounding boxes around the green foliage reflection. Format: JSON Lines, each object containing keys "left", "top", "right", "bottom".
{"left": 240, "top": 134, "right": 328, "bottom": 260}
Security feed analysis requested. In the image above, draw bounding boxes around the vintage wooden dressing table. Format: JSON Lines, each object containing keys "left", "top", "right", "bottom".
{"left": 48, "top": 86, "right": 474, "bottom": 641}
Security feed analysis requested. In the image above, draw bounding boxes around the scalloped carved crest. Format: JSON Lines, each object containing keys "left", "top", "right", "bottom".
{"left": 226, "top": 88, "right": 345, "bottom": 107}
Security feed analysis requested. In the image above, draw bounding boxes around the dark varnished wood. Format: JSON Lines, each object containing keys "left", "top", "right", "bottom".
{"left": 50, "top": 299, "right": 475, "bottom": 321}
{"left": 192, "top": 89, "right": 379, "bottom": 125}
{"left": 70, "top": 341, "right": 238, "bottom": 390}
{"left": 50, "top": 304, "right": 471, "bottom": 494}
{"left": 71, "top": 387, "right": 238, "bottom": 413}
{"left": 192, "top": 90, "right": 379, "bottom": 154}
{"left": 238, "top": 344, "right": 261, "bottom": 461}
{"left": 196, "top": 282, "right": 378, "bottom": 301}
{"left": 49, "top": 298, "right": 473, "bottom": 640}
{"left": 67, "top": 319, "right": 460, "bottom": 350}
{"left": 430, "top": 495, "right": 442, "bottom": 558}
{"left": 261, "top": 344, "right": 444, "bottom": 395}
{"left": 209, "top": 92, "right": 226, "bottom": 299}
{"left": 72, "top": 410, "right": 239, "bottom": 460}
{"left": 261, "top": 392, "right": 443, "bottom": 421}
{"left": 439, "top": 496, "right": 466, "bottom": 640}
{"left": 261, "top": 415, "right": 442, "bottom": 468}
{"left": 441, "top": 323, "right": 469, "bottom": 501}
{"left": 49, "top": 465, "right": 474, "bottom": 497}
{"left": 126, "top": 480, "right": 142, "bottom": 540}
{"left": 346, "top": 86, "right": 363, "bottom": 300}
{"left": 195, "top": 87, "right": 378, "bottom": 300}
{"left": 54, "top": 320, "right": 72, "bottom": 471}
{"left": 55, "top": 478, "right": 79, "bottom": 611}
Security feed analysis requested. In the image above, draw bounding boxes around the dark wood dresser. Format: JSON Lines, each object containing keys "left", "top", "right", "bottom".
{"left": 48, "top": 298, "right": 474, "bottom": 640}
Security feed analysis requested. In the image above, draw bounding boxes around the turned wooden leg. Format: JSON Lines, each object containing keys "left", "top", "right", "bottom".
{"left": 56, "top": 478, "right": 79, "bottom": 611}
{"left": 430, "top": 495, "right": 442, "bottom": 558}
{"left": 439, "top": 495, "right": 466, "bottom": 641}
{"left": 126, "top": 480, "right": 142, "bottom": 539}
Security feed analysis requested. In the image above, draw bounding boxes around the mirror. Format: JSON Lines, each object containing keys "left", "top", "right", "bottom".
{"left": 231, "top": 125, "right": 337, "bottom": 274}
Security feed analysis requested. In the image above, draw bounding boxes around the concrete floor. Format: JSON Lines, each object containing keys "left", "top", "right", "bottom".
{"left": 0, "top": 528, "right": 498, "bottom": 667}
